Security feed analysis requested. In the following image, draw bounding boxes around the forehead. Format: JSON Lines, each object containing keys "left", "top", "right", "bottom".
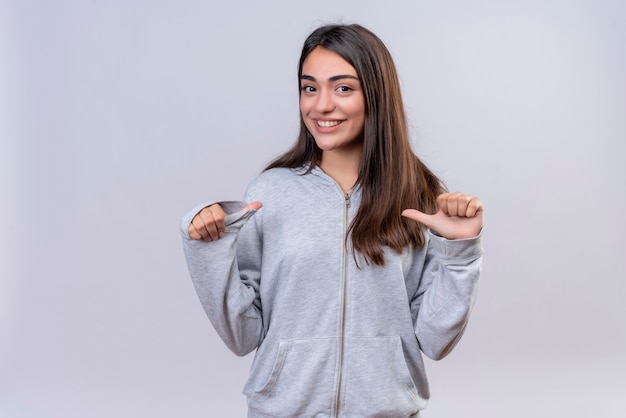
{"left": 301, "top": 47, "right": 358, "bottom": 77}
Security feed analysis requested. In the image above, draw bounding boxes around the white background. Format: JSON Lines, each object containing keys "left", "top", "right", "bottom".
{"left": 2, "top": 1, "right": 625, "bottom": 417}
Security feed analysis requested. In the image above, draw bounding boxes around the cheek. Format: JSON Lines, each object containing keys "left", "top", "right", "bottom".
{"left": 300, "top": 100, "right": 317, "bottom": 133}
{"left": 300, "top": 107, "right": 315, "bottom": 132}
{"left": 299, "top": 96, "right": 310, "bottom": 114}
{"left": 347, "top": 97, "right": 365, "bottom": 118}
{"left": 299, "top": 102, "right": 310, "bottom": 122}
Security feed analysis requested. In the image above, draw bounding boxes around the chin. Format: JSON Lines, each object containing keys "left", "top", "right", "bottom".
{"left": 314, "top": 141, "right": 340, "bottom": 152}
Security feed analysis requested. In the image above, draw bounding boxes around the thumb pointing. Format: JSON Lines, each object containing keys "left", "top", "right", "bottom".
{"left": 243, "top": 201, "right": 263, "bottom": 212}
{"left": 401, "top": 209, "right": 432, "bottom": 228}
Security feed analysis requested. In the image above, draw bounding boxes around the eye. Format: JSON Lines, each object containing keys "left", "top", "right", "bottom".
{"left": 301, "top": 85, "right": 316, "bottom": 93}
{"left": 335, "top": 85, "right": 354, "bottom": 94}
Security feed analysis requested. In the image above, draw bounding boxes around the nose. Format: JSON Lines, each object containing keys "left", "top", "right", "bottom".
{"left": 314, "top": 89, "right": 335, "bottom": 113}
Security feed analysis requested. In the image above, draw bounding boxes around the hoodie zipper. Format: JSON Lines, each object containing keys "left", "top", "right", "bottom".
{"left": 335, "top": 192, "right": 351, "bottom": 417}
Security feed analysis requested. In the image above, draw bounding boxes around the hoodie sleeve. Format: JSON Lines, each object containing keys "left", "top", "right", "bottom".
{"left": 180, "top": 200, "right": 264, "bottom": 357}
{"left": 410, "top": 231, "right": 483, "bottom": 360}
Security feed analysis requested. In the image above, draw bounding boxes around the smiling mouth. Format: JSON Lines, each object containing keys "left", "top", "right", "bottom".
{"left": 316, "top": 120, "right": 342, "bottom": 128}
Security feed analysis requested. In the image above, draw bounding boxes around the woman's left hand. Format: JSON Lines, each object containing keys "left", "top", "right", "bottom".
{"left": 402, "top": 192, "right": 483, "bottom": 240}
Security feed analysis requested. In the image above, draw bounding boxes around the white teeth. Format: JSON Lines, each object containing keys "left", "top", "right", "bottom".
{"left": 317, "top": 120, "right": 341, "bottom": 127}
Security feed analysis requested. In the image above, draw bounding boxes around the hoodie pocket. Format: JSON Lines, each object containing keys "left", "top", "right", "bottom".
{"left": 249, "top": 337, "right": 338, "bottom": 417}
{"left": 342, "top": 335, "right": 420, "bottom": 417}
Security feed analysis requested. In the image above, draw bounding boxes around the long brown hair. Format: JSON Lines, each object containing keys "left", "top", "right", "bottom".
{"left": 266, "top": 24, "right": 444, "bottom": 265}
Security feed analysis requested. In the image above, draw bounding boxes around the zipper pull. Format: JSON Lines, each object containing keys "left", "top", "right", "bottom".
{"left": 345, "top": 193, "right": 351, "bottom": 208}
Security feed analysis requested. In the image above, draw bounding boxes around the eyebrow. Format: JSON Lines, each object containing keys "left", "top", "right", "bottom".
{"left": 301, "top": 74, "right": 360, "bottom": 82}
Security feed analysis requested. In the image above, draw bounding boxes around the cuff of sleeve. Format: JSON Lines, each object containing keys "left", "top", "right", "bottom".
{"left": 427, "top": 229, "right": 484, "bottom": 263}
{"left": 179, "top": 201, "right": 258, "bottom": 239}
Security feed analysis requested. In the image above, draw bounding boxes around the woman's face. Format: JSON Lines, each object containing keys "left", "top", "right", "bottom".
{"left": 300, "top": 47, "right": 365, "bottom": 154}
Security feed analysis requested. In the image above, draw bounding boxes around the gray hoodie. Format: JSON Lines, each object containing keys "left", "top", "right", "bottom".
{"left": 181, "top": 166, "right": 483, "bottom": 418}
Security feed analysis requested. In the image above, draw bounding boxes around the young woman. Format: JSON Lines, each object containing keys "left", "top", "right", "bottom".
{"left": 181, "top": 24, "right": 483, "bottom": 418}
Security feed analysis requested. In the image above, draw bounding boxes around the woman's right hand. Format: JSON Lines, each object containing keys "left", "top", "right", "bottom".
{"left": 188, "top": 202, "right": 262, "bottom": 241}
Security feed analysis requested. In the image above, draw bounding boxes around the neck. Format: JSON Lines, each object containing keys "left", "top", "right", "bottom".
{"left": 319, "top": 145, "right": 362, "bottom": 195}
